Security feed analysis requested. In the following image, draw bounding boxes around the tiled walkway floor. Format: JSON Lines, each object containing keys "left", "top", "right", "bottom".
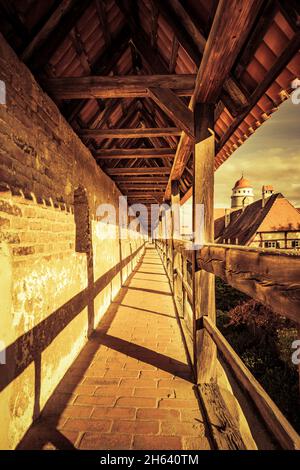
{"left": 20, "top": 246, "right": 212, "bottom": 450}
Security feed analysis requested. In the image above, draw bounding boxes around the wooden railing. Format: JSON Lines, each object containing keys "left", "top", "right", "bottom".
{"left": 156, "top": 238, "right": 300, "bottom": 450}
{"left": 197, "top": 243, "right": 300, "bottom": 322}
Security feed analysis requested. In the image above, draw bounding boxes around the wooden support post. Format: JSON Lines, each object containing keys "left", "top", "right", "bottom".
{"left": 171, "top": 181, "right": 180, "bottom": 291}
{"left": 161, "top": 211, "right": 166, "bottom": 267}
{"left": 157, "top": 213, "right": 162, "bottom": 249}
{"left": 193, "top": 103, "right": 217, "bottom": 383}
{"left": 164, "top": 202, "right": 172, "bottom": 280}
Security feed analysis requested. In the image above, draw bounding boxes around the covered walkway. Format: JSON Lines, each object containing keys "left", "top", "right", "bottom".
{"left": 19, "top": 246, "right": 211, "bottom": 450}
{"left": 1, "top": 0, "right": 300, "bottom": 451}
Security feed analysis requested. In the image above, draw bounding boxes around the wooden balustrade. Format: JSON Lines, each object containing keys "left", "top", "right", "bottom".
{"left": 155, "top": 237, "right": 300, "bottom": 449}
{"left": 197, "top": 243, "right": 300, "bottom": 323}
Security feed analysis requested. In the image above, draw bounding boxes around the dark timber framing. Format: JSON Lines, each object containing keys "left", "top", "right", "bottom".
{"left": 2, "top": 0, "right": 300, "bottom": 449}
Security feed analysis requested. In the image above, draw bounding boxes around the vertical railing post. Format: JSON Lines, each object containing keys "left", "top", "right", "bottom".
{"left": 162, "top": 210, "right": 167, "bottom": 268}
{"left": 157, "top": 213, "right": 162, "bottom": 251}
{"left": 171, "top": 180, "right": 180, "bottom": 291}
{"left": 193, "top": 103, "right": 217, "bottom": 383}
{"left": 165, "top": 203, "right": 172, "bottom": 280}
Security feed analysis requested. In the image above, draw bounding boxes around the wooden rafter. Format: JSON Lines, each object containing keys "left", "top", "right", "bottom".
{"left": 166, "top": 0, "right": 206, "bottom": 54}
{"left": 44, "top": 75, "right": 196, "bottom": 99}
{"left": 149, "top": 0, "right": 159, "bottom": 50}
{"left": 25, "top": 0, "right": 94, "bottom": 71}
{"left": 95, "top": 0, "right": 111, "bottom": 47}
{"left": 79, "top": 128, "right": 181, "bottom": 139}
{"left": 118, "top": 185, "right": 166, "bottom": 191}
{"left": 148, "top": 88, "right": 194, "bottom": 138}
{"left": 153, "top": 0, "right": 250, "bottom": 115}
{"left": 169, "top": 36, "right": 179, "bottom": 73}
{"left": 114, "top": 177, "right": 169, "bottom": 183}
{"left": 165, "top": 0, "right": 264, "bottom": 199}
{"left": 106, "top": 167, "right": 172, "bottom": 176}
{"left": 94, "top": 148, "right": 175, "bottom": 160}
{"left": 235, "top": 0, "right": 278, "bottom": 77}
{"left": 151, "top": 0, "right": 200, "bottom": 66}
{"left": 217, "top": 30, "right": 300, "bottom": 153}
{"left": 70, "top": 26, "right": 91, "bottom": 74}
{"left": 64, "top": 28, "right": 130, "bottom": 122}
{"left": 21, "top": 0, "right": 75, "bottom": 62}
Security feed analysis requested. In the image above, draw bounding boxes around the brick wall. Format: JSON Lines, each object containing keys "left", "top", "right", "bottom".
{"left": 0, "top": 33, "right": 145, "bottom": 449}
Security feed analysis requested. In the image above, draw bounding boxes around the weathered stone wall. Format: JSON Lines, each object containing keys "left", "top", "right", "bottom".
{"left": 0, "top": 33, "right": 145, "bottom": 449}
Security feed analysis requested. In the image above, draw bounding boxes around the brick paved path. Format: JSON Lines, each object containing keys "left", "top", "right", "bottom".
{"left": 20, "top": 246, "right": 211, "bottom": 450}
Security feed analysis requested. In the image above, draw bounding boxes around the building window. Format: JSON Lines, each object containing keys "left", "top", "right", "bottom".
{"left": 264, "top": 241, "right": 279, "bottom": 249}
{"left": 292, "top": 240, "right": 300, "bottom": 248}
{"left": 74, "top": 186, "right": 91, "bottom": 253}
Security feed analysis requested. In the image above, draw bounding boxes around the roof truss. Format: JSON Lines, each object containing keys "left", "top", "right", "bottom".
{"left": 1, "top": 0, "right": 298, "bottom": 204}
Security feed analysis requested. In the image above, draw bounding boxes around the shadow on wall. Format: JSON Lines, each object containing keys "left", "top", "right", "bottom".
{"left": 17, "top": 250, "right": 193, "bottom": 450}
{"left": 0, "top": 186, "right": 145, "bottom": 449}
{"left": 0, "top": 242, "right": 145, "bottom": 447}
{"left": 74, "top": 186, "right": 94, "bottom": 339}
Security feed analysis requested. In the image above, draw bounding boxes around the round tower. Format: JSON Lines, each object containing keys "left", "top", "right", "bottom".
{"left": 231, "top": 176, "right": 254, "bottom": 209}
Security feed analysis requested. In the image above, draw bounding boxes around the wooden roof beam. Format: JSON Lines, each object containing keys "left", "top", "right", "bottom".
{"left": 25, "top": 0, "right": 94, "bottom": 71}
{"left": 169, "top": 36, "right": 179, "bottom": 73}
{"left": 21, "top": 0, "right": 75, "bottom": 62}
{"left": 149, "top": 0, "right": 159, "bottom": 50}
{"left": 125, "top": 192, "right": 164, "bottom": 197}
{"left": 91, "top": 99, "right": 143, "bottom": 149}
{"left": 70, "top": 25, "right": 91, "bottom": 74}
{"left": 165, "top": 0, "right": 263, "bottom": 199}
{"left": 44, "top": 75, "right": 196, "bottom": 99}
{"left": 153, "top": 0, "right": 250, "bottom": 115}
{"left": 117, "top": 0, "right": 177, "bottom": 79}
{"left": 151, "top": 0, "right": 201, "bottom": 66}
{"left": 64, "top": 27, "right": 131, "bottom": 122}
{"left": 189, "top": 1, "right": 263, "bottom": 106}
{"left": 164, "top": 0, "right": 206, "bottom": 54}
{"left": 217, "top": 30, "right": 300, "bottom": 152}
{"left": 79, "top": 128, "right": 181, "bottom": 139}
{"left": 114, "top": 177, "right": 169, "bottom": 183}
{"left": 119, "top": 185, "right": 166, "bottom": 191}
{"left": 116, "top": 1, "right": 195, "bottom": 138}
{"left": 138, "top": 102, "right": 177, "bottom": 150}
{"left": 95, "top": 0, "right": 111, "bottom": 47}
{"left": 148, "top": 88, "right": 194, "bottom": 138}
{"left": 94, "top": 148, "right": 175, "bottom": 160}
{"left": 106, "top": 167, "right": 171, "bottom": 176}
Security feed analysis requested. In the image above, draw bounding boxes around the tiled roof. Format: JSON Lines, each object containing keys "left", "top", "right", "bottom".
{"left": 0, "top": 1, "right": 299, "bottom": 202}
{"left": 215, "top": 194, "right": 300, "bottom": 245}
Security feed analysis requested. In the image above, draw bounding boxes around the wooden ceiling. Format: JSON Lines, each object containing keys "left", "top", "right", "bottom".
{"left": 0, "top": 0, "right": 299, "bottom": 205}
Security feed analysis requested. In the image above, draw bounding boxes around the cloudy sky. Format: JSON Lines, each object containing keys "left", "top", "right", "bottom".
{"left": 214, "top": 98, "right": 300, "bottom": 208}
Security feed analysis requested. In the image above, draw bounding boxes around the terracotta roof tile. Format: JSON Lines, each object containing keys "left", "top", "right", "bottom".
{"left": 215, "top": 195, "right": 300, "bottom": 245}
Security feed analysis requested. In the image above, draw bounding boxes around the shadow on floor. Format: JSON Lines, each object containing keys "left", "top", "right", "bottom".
{"left": 17, "top": 256, "right": 145, "bottom": 450}
{"left": 125, "top": 286, "right": 172, "bottom": 296}
{"left": 17, "top": 249, "right": 195, "bottom": 450}
{"left": 115, "top": 303, "right": 177, "bottom": 320}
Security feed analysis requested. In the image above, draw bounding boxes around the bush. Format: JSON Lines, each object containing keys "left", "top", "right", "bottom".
{"left": 216, "top": 278, "right": 300, "bottom": 433}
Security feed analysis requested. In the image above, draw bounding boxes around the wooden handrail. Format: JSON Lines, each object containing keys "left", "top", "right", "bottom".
{"left": 156, "top": 238, "right": 300, "bottom": 448}
{"left": 204, "top": 316, "right": 300, "bottom": 450}
{"left": 196, "top": 243, "right": 300, "bottom": 323}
